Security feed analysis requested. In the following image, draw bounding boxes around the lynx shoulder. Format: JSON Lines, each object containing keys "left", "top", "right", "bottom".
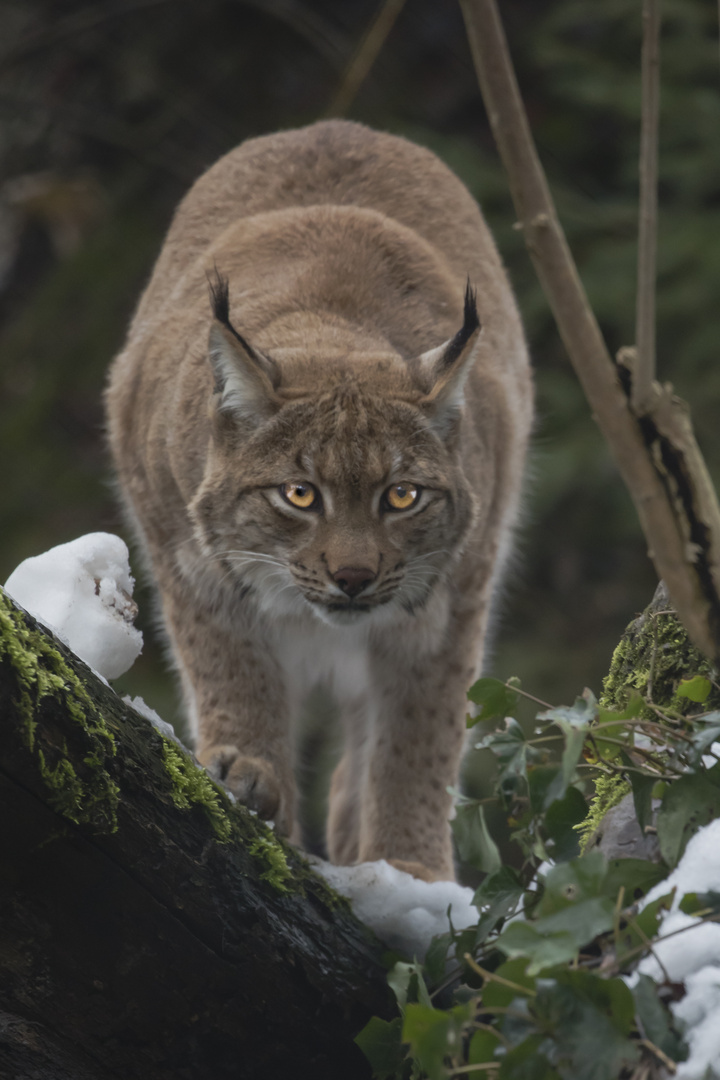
{"left": 106, "top": 120, "right": 532, "bottom": 882}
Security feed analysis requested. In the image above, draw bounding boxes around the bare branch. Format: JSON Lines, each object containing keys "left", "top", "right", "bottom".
{"left": 633, "top": 0, "right": 662, "bottom": 415}
{"left": 458, "top": 0, "right": 720, "bottom": 664}
{"left": 325, "top": 0, "right": 407, "bottom": 117}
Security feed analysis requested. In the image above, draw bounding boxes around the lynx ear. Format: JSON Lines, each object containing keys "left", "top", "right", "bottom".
{"left": 207, "top": 272, "right": 280, "bottom": 421}
{"left": 415, "top": 282, "right": 481, "bottom": 438}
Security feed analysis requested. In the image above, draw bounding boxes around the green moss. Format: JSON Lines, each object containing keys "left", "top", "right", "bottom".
{"left": 575, "top": 773, "right": 631, "bottom": 853}
{"left": 161, "top": 737, "right": 232, "bottom": 841}
{"left": 248, "top": 834, "right": 293, "bottom": 893}
{"left": 600, "top": 585, "right": 719, "bottom": 719}
{"left": 0, "top": 590, "right": 119, "bottom": 831}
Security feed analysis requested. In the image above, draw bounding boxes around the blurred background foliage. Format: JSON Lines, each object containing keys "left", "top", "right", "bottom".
{"left": 0, "top": 0, "right": 718, "bottom": 737}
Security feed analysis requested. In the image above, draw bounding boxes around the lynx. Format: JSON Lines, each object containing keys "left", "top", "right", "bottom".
{"left": 106, "top": 120, "right": 532, "bottom": 882}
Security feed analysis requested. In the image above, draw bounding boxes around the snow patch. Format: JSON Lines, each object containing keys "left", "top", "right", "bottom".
{"left": 4, "top": 533, "right": 143, "bottom": 680}
{"left": 313, "top": 858, "right": 476, "bottom": 959}
{"left": 638, "top": 818, "right": 720, "bottom": 1079}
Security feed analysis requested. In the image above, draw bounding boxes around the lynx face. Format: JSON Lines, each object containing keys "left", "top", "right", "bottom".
{"left": 187, "top": 276, "right": 480, "bottom": 627}
{"left": 189, "top": 371, "right": 475, "bottom": 627}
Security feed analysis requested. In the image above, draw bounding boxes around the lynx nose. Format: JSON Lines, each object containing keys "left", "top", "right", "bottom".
{"left": 332, "top": 566, "right": 376, "bottom": 598}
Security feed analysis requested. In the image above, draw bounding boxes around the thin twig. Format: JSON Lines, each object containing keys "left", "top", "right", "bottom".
{"left": 639, "top": 1038, "right": 677, "bottom": 1073}
{"left": 464, "top": 954, "right": 535, "bottom": 996}
{"left": 458, "top": 0, "right": 720, "bottom": 666}
{"left": 325, "top": 0, "right": 407, "bottom": 117}
{"left": 633, "top": 0, "right": 662, "bottom": 414}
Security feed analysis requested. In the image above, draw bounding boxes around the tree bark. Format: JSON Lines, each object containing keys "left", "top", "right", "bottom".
{"left": 0, "top": 590, "right": 393, "bottom": 1080}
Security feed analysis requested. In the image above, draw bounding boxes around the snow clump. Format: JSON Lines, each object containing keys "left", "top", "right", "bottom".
{"left": 637, "top": 818, "right": 720, "bottom": 1079}
{"left": 4, "top": 532, "right": 143, "bottom": 680}
{"left": 314, "top": 857, "right": 477, "bottom": 959}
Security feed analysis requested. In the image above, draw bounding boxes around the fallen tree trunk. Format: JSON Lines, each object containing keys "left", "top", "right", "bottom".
{"left": 0, "top": 590, "right": 394, "bottom": 1080}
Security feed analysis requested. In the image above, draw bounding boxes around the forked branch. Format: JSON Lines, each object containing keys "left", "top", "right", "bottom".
{"left": 459, "top": 0, "right": 720, "bottom": 665}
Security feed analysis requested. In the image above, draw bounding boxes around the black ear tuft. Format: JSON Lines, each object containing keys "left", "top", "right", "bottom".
{"left": 208, "top": 266, "right": 230, "bottom": 325}
{"left": 207, "top": 266, "right": 256, "bottom": 353}
{"left": 438, "top": 280, "right": 480, "bottom": 374}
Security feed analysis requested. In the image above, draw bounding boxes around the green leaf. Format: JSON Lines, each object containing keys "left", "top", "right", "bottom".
{"left": 615, "top": 891, "right": 674, "bottom": 965}
{"left": 468, "top": 1028, "right": 502, "bottom": 1068}
{"left": 538, "top": 690, "right": 598, "bottom": 729}
{"left": 473, "top": 866, "right": 524, "bottom": 916}
{"left": 537, "top": 851, "right": 608, "bottom": 915}
{"left": 602, "top": 858, "right": 668, "bottom": 903}
{"left": 543, "top": 785, "right": 588, "bottom": 861}
{"left": 529, "top": 979, "right": 639, "bottom": 1080}
{"left": 533, "top": 896, "right": 615, "bottom": 947}
{"left": 685, "top": 712, "right": 720, "bottom": 768}
{"left": 678, "top": 889, "right": 720, "bottom": 916}
{"left": 387, "top": 961, "right": 432, "bottom": 1010}
{"left": 476, "top": 718, "right": 533, "bottom": 795}
{"left": 536, "top": 694, "right": 596, "bottom": 806}
{"left": 657, "top": 772, "right": 720, "bottom": 867}
{"left": 354, "top": 1016, "right": 405, "bottom": 1080}
{"left": 452, "top": 802, "right": 502, "bottom": 875}
{"left": 401, "top": 1004, "right": 452, "bottom": 1080}
{"left": 424, "top": 931, "right": 452, "bottom": 986}
{"left": 498, "top": 1034, "right": 559, "bottom": 1080}
{"left": 676, "top": 675, "right": 712, "bottom": 703}
{"left": 632, "top": 974, "right": 687, "bottom": 1063}
{"left": 481, "top": 957, "right": 536, "bottom": 1010}
{"left": 630, "top": 771, "right": 655, "bottom": 835}
{"left": 495, "top": 920, "right": 578, "bottom": 975}
{"left": 467, "top": 677, "right": 519, "bottom": 726}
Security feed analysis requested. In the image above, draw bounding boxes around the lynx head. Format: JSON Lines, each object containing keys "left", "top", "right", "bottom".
{"left": 188, "top": 273, "right": 482, "bottom": 626}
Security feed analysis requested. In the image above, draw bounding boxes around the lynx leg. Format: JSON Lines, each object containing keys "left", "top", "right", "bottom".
{"left": 159, "top": 572, "right": 297, "bottom": 835}
{"left": 357, "top": 616, "right": 484, "bottom": 881}
{"left": 326, "top": 754, "right": 361, "bottom": 864}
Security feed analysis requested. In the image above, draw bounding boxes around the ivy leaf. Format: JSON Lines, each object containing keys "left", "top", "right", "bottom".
{"left": 602, "top": 858, "right": 668, "bottom": 904}
{"left": 481, "top": 957, "right": 536, "bottom": 1010}
{"left": 354, "top": 1016, "right": 405, "bottom": 1080}
{"left": 495, "top": 920, "right": 578, "bottom": 975}
{"left": 538, "top": 690, "right": 599, "bottom": 730}
{"left": 467, "top": 676, "right": 519, "bottom": 726}
{"left": 476, "top": 718, "right": 533, "bottom": 795}
{"left": 473, "top": 865, "right": 524, "bottom": 916}
{"left": 452, "top": 801, "right": 501, "bottom": 874}
{"left": 468, "top": 1027, "right": 501, "bottom": 1069}
{"left": 678, "top": 890, "right": 720, "bottom": 916}
{"left": 423, "top": 931, "right": 452, "bottom": 986}
{"left": 676, "top": 675, "right": 712, "bottom": 703}
{"left": 537, "top": 693, "right": 596, "bottom": 805}
{"left": 632, "top": 974, "right": 687, "bottom": 1063}
{"left": 615, "top": 891, "right": 674, "bottom": 966}
{"left": 537, "top": 851, "right": 608, "bottom": 915}
{"left": 630, "top": 771, "right": 655, "bottom": 835}
{"left": 684, "top": 711, "right": 720, "bottom": 768}
{"left": 543, "top": 785, "right": 588, "bottom": 861}
{"left": 387, "top": 961, "right": 432, "bottom": 1010}
{"left": 401, "top": 1004, "right": 454, "bottom": 1080}
{"left": 529, "top": 978, "right": 639, "bottom": 1080}
{"left": 657, "top": 772, "right": 720, "bottom": 867}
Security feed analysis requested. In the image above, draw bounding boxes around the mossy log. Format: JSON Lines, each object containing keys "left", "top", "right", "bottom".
{"left": 0, "top": 590, "right": 394, "bottom": 1080}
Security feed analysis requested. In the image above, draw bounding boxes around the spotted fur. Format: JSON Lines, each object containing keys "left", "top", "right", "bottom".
{"left": 106, "top": 120, "right": 532, "bottom": 881}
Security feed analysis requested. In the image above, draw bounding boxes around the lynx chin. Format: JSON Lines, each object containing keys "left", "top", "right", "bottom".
{"left": 106, "top": 120, "right": 532, "bottom": 882}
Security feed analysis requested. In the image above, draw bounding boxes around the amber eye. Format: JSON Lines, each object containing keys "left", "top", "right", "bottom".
{"left": 280, "top": 481, "right": 319, "bottom": 510}
{"left": 384, "top": 482, "right": 420, "bottom": 512}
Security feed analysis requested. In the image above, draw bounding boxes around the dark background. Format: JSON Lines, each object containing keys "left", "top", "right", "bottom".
{"left": 1, "top": 0, "right": 718, "bottom": 738}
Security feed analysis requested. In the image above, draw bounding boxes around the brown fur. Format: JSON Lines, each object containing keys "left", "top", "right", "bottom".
{"left": 106, "top": 120, "right": 532, "bottom": 881}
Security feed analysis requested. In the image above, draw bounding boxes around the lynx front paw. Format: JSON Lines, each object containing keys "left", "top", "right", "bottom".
{"left": 200, "top": 745, "right": 290, "bottom": 833}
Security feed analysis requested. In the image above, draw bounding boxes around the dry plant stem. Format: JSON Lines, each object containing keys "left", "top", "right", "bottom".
{"left": 325, "top": 0, "right": 406, "bottom": 117}
{"left": 459, "top": 0, "right": 720, "bottom": 664}
{"left": 633, "top": 0, "right": 661, "bottom": 414}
